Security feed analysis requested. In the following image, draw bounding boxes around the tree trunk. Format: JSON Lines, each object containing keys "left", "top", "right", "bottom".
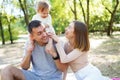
{"left": 79, "top": 0, "right": 86, "bottom": 24}
{"left": 69, "top": 0, "right": 77, "bottom": 20}
{"left": 87, "top": 0, "right": 90, "bottom": 28}
{"left": 24, "top": 0, "right": 29, "bottom": 25}
{"left": 6, "top": 17, "right": 13, "bottom": 44}
{"left": 18, "top": 0, "right": 29, "bottom": 26}
{"left": 0, "top": 13, "right": 5, "bottom": 45}
{"left": 106, "top": 0, "right": 119, "bottom": 36}
{"left": 107, "top": 14, "right": 114, "bottom": 36}
{"left": 73, "top": 0, "right": 77, "bottom": 20}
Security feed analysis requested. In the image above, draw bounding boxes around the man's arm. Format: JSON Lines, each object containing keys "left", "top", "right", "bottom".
{"left": 20, "top": 52, "right": 32, "bottom": 70}
{"left": 53, "top": 55, "right": 68, "bottom": 72}
{"left": 54, "top": 59, "right": 68, "bottom": 80}
{"left": 20, "top": 38, "right": 35, "bottom": 70}
{"left": 46, "top": 38, "right": 68, "bottom": 72}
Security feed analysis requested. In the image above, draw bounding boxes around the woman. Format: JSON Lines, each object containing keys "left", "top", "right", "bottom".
{"left": 46, "top": 21, "right": 110, "bottom": 80}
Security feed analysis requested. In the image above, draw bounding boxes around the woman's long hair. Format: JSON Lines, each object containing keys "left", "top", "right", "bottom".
{"left": 73, "top": 21, "right": 90, "bottom": 52}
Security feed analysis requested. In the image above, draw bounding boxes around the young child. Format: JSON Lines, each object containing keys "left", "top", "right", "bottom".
{"left": 46, "top": 21, "right": 111, "bottom": 80}
{"left": 32, "top": 1, "right": 55, "bottom": 34}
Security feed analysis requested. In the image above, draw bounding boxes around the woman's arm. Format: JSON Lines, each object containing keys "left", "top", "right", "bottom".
{"left": 49, "top": 34, "right": 83, "bottom": 63}
{"left": 56, "top": 41, "right": 83, "bottom": 63}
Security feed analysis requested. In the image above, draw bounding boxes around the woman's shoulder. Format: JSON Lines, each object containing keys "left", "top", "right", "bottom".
{"left": 74, "top": 48, "right": 88, "bottom": 54}
{"left": 64, "top": 42, "right": 74, "bottom": 54}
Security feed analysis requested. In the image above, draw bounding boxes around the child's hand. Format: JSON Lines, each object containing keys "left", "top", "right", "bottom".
{"left": 44, "top": 24, "right": 49, "bottom": 28}
{"left": 45, "top": 38, "right": 57, "bottom": 57}
{"left": 27, "top": 34, "right": 35, "bottom": 54}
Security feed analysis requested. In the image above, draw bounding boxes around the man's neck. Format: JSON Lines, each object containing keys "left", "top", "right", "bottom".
{"left": 36, "top": 41, "right": 47, "bottom": 46}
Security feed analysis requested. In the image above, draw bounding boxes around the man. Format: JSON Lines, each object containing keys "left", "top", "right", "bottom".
{"left": 1, "top": 20, "right": 67, "bottom": 80}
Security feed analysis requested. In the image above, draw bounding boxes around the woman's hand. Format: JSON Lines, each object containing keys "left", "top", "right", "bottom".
{"left": 47, "top": 33, "right": 59, "bottom": 43}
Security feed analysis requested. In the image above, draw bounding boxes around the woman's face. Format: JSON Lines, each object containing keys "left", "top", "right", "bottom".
{"left": 65, "top": 22, "right": 75, "bottom": 40}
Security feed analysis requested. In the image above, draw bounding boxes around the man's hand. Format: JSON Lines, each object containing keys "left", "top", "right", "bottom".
{"left": 20, "top": 34, "right": 34, "bottom": 70}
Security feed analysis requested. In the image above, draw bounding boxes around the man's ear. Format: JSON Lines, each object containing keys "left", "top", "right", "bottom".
{"left": 29, "top": 34, "right": 34, "bottom": 41}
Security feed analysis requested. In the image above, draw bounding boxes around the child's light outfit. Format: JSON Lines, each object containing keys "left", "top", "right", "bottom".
{"left": 55, "top": 41, "right": 111, "bottom": 80}
{"left": 32, "top": 13, "right": 55, "bottom": 34}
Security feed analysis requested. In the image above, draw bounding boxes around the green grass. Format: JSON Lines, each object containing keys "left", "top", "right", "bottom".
{"left": 89, "top": 32, "right": 120, "bottom": 78}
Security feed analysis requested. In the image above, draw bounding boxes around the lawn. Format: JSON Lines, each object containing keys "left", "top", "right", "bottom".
{"left": 89, "top": 32, "right": 120, "bottom": 78}
{"left": 0, "top": 32, "right": 120, "bottom": 79}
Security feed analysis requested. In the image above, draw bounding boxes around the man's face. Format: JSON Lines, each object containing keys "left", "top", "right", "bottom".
{"left": 31, "top": 25, "right": 49, "bottom": 46}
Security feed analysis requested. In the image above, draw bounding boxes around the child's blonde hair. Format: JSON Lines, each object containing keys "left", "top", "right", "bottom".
{"left": 36, "top": 1, "right": 51, "bottom": 12}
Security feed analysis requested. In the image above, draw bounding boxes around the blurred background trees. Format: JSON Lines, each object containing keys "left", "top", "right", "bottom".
{"left": 0, "top": 0, "right": 120, "bottom": 45}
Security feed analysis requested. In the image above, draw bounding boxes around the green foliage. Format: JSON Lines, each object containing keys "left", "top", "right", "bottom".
{"left": 12, "top": 18, "right": 28, "bottom": 34}
{"left": 0, "top": 0, "right": 120, "bottom": 37}
{"left": 90, "top": 16, "right": 107, "bottom": 32}
{"left": 0, "top": 26, "right": 18, "bottom": 41}
{"left": 50, "top": 0, "right": 71, "bottom": 34}
{"left": 28, "top": 7, "right": 36, "bottom": 20}
{"left": 90, "top": 9, "right": 110, "bottom": 32}
{"left": 114, "top": 8, "right": 120, "bottom": 24}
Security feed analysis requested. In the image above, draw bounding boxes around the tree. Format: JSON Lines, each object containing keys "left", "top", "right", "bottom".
{"left": 0, "top": 12, "right": 5, "bottom": 45}
{"left": 6, "top": 15, "right": 13, "bottom": 44}
{"left": 68, "top": 0, "right": 77, "bottom": 20}
{"left": 79, "top": 0, "right": 86, "bottom": 23}
{"left": 102, "top": 0, "right": 119, "bottom": 36}
{"left": 18, "top": 0, "right": 29, "bottom": 26}
{"left": 0, "top": 0, "right": 20, "bottom": 44}
{"left": 50, "top": 0, "right": 70, "bottom": 34}
{"left": 79, "top": 0, "right": 90, "bottom": 28}
{"left": 86, "top": 0, "right": 90, "bottom": 28}
{"left": 0, "top": 1, "right": 5, "bottom": 45}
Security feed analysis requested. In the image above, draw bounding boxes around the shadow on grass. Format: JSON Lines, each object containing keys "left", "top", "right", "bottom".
{"left": 94, "top": 60, "right": 120, "bottom": 78}
{"left": 90, "top": 33, "right": 120, "bottom": 78}
{"left": 0, "top": 42, "right": 24, "bottom": 71}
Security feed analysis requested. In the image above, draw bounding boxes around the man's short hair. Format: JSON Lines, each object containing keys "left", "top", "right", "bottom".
{"left": 28, "top": 20, "right": 42, "bottom": 33}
